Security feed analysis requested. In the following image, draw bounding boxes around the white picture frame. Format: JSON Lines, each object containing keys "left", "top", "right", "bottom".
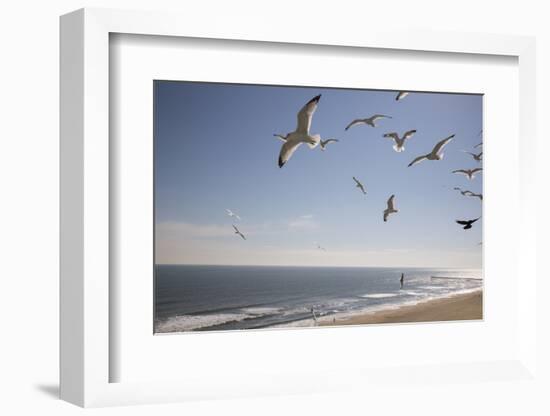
{"left": 60, "top": 8, "right": 538, "bottom": 408}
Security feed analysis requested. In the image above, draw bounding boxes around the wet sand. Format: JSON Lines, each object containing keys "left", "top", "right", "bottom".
{"left": 321, "top": 290, "right": 483, "bottom": 326}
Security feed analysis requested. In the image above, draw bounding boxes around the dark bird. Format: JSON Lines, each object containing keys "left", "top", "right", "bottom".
{"left": 456, "top": 217, "right": 481, "bottom": 230}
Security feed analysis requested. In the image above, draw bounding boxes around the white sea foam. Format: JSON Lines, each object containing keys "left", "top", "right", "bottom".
{"left": 156, "top": 313, "right": 250, "bottom": 332}
{"left": 361, "top": 293, "right": 399, "bottom": 299}
{"left": 240, "top": 306, "right": 281, "bottom": 315}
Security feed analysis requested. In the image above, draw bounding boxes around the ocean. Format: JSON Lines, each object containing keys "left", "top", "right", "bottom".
{"left": 154, "top": 265, "right": 482, "bottom": 333}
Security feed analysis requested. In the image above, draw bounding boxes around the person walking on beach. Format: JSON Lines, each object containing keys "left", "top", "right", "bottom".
{"left": 400, "top": 273, "right": 405, "bottom": 289}
{"left": 310, "top": 307, "right": 318, "bottom": 326}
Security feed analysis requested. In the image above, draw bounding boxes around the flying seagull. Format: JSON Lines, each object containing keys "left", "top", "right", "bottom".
{"left": 226, "top": 209, "right": 241, "bottom": 221}
{"left": 345, "top": 114, "right": 392, "bottom": 130}
{"left": 315, "top": 242, "right": 326, "bottom": 251}
{"left": 453, "top": 187, "right": 483, "bottom": 200}
{"left": 277, "top": 94, "right": 323, "bottom": 168}
{"left": 383, "top": 129, "right": 417, "bottom": 152}
{"left": 232, "top": 225, "right": 246, "bottom": 240}
{"left": 453, "top": 187, "right": 471, "bottom": 196}
{"left": 474, "top": 130, "right": 483, "bottom": 148}
{"left": 452, "top": 168, "right": 483, "bottom": 180}
{"left": 319, "top": 138, "right": 339, "bottom": 151}
{"left": 407, "top": 134, "right": 455, "bottom": 167}
{"left": 462, "top": 150, "right": 483, "bottom": 162}
{"left": 456, "top": 217, "right": 481, "bottom": 230}
{"left": 395, "top": 91, "right": 409, "bottom": 101}
{"left": 352, "top": 176, "right": 367, "bottom": 195}
{"left": 383, "top": 194, "right": 398, "bottom": 222}
{"left": 466, "top": 191, "right": 483, "bottom": 201}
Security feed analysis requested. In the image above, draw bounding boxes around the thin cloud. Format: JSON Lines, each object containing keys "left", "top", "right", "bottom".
{"left": 156, "top": 221, "right": 235, "bottom": 239}
{"left": 287, "top": 216, "right": 320, "bottom": 231}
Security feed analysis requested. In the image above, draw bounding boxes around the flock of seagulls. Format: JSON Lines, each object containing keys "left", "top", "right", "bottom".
{"left": 228, "top": 91, "right": 482, "bottom": 243}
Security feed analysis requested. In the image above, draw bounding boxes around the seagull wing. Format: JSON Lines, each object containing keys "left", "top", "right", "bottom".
{"left": 278, "top": 140, "right": 302, "bottom": 168}
{"left": 471, "top": 168, "right": 483, "bottom": 174}
{"left": 408, "top": 154, "right": 428, "bottom": 167}
{"left": 273, "top": 133, "right": 287, "bottom": 142}
{"left": 402, "top": 129, "right": 417, "bottom": 140}
{"left": 387, "top": 194, "right": 395, "bottom": 211}
{"left": 452, "top": 169, "right": 470, "bottom": 177}
{"left": 456, "top": 220, "right": 470, "bottom": 225}
{"left": 383, "top": 132, "right": 400, "bottom": 142}
{"left": 345, "top": 119, "right": 365, "bottom": 130}
{"left": 371, "top": 114, "right": 392, "bottom": 122}
{"left": 324, "top": 139, "right": 339, "bottom": 145}
{"left": 431, "top": 134, "right": 455, "bottom": 155}
{"left": 474, "top": 142, "right": 483, "bottom": 148}
{"left": 233, "top": 225, "right": 239, "bottom": 233}
{"left": 296, "top": 94, "right": 321, "bottom": 134}
{"left": 396, "top": 91, "right": 409, "bottom": 101}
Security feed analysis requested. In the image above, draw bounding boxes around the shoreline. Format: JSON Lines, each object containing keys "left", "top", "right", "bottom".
{"left": 320, "top": 289, "right": 483, "bottom": 327}
{"left": 155, "top": 290, "right": 483, "bottom": 334}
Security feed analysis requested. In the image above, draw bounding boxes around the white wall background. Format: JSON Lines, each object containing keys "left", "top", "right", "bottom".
{"left": 0, "top": 1, "right": 548, "bottom": 415}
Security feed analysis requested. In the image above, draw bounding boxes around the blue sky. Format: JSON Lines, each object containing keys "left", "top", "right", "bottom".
{"left": 154, "top": 81, "right": 482, "bottom": 268}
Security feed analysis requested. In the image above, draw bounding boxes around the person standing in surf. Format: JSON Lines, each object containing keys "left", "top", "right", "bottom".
{"left": 400, "top": 273, "right": 405, "bottom": 289}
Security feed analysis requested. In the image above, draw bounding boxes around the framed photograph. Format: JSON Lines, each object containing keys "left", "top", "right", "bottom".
{"left": 153, "top": 81, "right": 484, "bottom": 335}
{"left": 60, "top": 8, "right": 538, "bottom": 408}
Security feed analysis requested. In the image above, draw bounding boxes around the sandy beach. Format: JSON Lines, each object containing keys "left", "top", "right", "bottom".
{"left": 321, "top": 290, "right": 483, "bottom": 326}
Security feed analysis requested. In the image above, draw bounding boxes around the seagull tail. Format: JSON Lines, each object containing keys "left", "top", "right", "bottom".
{"left": 393, "top": 144, "right": 404, "bottom": 152}
{"left": 307, "top": 134, "right": 321, "bottom": 149}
